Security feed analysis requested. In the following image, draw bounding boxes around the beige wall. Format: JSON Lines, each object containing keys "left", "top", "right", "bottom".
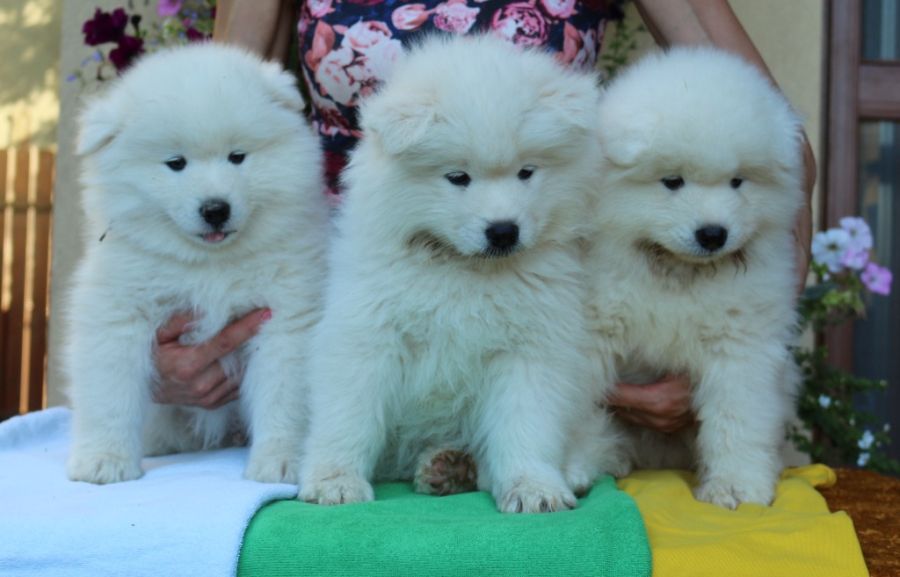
{"left": 46, "top": 0, "right": 158, "bottom": 407}
{"left": 0, "top": 0, "right": 60, "bottom": 147}
{"left": 45, "top": 1, "right": 828, "bottom": 405}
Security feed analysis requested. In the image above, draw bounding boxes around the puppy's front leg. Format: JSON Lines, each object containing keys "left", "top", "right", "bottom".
{"left": 241, "top": 322, "right": 311, "bottom": 484}
{"left": 298, "top": 338, "right": 396, "bottom": 505}
{"left": 478, "top": 354, "right": 579, "bottom": 513}
{"left": 692, "top": 348, "right": 791, "bottom": 508}
{"left": 67, "top": 314, "right": 153, "bottom": 484}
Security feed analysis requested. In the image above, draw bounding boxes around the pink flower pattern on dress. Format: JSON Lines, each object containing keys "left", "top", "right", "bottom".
{"left": 540, "top": 0, "right": 576, "bottom": 18}
{"left": 433, "top": 1, "right": 480, "bottom": 33}
{"left": 297, "top": 0, "right": 622, "bottom": 194}
{"left": 392, "top": 4, "right": 431, "bottom": 30}
{"left": 490, "top": 2, "right": 549, "bottom": 46}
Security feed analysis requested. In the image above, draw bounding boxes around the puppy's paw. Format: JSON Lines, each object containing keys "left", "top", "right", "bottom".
{"left": 299, "top": 473, "right": 374, "bottom": 505}
{"left": 694, "top": 477, "right": 774, "bottom": 509}
{"left": 498, "top": 478, "right": 577, "bottom": 514}
{"left": 67, "top": 452, "right": 142, "bottom": 484}
{"left": 413, "top": 448, "right": 478, "bottom": 496}
{"left": 245, "top": 450, "right": 300, "bottom": 485}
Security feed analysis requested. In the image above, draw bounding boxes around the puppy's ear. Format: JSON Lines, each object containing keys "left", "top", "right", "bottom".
{"left": 77, "top": 91, "right": 123, "bottom": 156}
{"left": 519, "top": 72, "right": 599, "bottom": 156}
{"left": 360, "top": 91, "right": 438, "bottom": 156}
{"left": 597, "top": 105, "right": 656, "bottom": 167}
{"left": 259, "top": 61, "right": 305, "bottom": 112}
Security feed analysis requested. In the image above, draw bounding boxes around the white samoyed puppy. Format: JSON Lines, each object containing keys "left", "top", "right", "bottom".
{"left": 66, "top": 44, "right": 328, "bottom": 485}
{"left": 584, "top": 47, "right": 805, "bottom": 508}
{"left": 298, "top": 35, "right": 620, "bottom": 513}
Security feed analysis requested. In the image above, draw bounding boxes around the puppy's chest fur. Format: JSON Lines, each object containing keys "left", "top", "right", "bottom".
{"left": 586, "top": 239, "right": 795, "bottom": 373}
{"left": 378, "top": 244, "right": 586, "bottom": 402}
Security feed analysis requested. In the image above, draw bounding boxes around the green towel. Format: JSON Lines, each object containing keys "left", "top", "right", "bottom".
{"left": 238, "top": 476, "right": 651, "bottom": 577}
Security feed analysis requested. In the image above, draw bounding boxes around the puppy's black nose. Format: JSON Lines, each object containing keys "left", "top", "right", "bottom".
{"left": 485, "top": 221, "right": 520, "bottom": 252}
{"left": 199, "top": 199, "right": 231, "bottom": 228}
{"left": 695, "top": 225, "right": 728, "bottom": 251}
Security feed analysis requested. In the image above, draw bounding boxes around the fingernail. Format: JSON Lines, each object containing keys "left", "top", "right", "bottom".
{"left": 260, "top": 308, "right": 272, "bottom": 322}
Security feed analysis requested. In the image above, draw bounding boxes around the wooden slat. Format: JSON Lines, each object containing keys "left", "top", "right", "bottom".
{"left": 859, "top": 64, "right": 900, "bottom": 120}
{"left": 3, "top": 149, "right": 28, "bottom": 416}
{"left": 824, "top": 0, "right": 861, "bottom": 372}
{"left": 28, "top": 150, "right": 54, "bottom": 411}
{"left": 0, "top": 149, "right": 7, "bottom": 419}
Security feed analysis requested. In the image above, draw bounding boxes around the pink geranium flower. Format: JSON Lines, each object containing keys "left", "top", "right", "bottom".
{"left": 861, "top": 262, "right": 892, "bottom": 295}
{"left": 157, "top": 0, "right": 183, "bottom": 18}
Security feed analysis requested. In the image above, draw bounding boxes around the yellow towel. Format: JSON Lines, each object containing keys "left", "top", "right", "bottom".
{"left": 618, "top": 465, "right": 868, "bottom": 577}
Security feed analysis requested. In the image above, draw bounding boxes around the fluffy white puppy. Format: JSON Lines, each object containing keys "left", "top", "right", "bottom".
{"left": 299, "top": 35, "right": 618, "bottom": 513}
{"left": 585, "top": 47, "right": 804, "bottom": 508}
{"left": 66, "top": 44, "right": 328, "bottom": 485}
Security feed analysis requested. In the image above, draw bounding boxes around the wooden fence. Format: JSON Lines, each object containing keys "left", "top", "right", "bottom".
{"left": 0, "top": 146, "right": 54, "bottom": 421}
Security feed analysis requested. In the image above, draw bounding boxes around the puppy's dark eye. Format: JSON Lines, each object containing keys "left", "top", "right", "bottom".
{"left": 445, "top": 171, "right": 471, "bottom": 187}
{"left": 518, "top": 165, "right": 536, "bottom": 181}
{"left": 228, "top": 151, "right": 246, "bottom": 165}
{"left": 165, "top": 156, "right": 187, "bottom": 172}
{"left": 730, "top": 177, "right": 743, "bottom": 189}
{"left": 661, "top": 176, "right": 684, "bottom": 191}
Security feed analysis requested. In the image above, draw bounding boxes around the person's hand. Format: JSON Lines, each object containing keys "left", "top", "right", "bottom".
{"left": 152, "top": 308, "right": 271, "bottom": 409}
{"left": 608, "top": 374, "right": 694, "bottom": 433}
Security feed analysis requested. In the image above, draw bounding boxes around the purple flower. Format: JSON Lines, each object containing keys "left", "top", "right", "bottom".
{"left": 840, "top": 216, "right": 873, "bottom": 253}
{"left": 157, "top": 0, "right": 184, "bottom": 17}
{"left": 811, "top": 228, "right": 850, "bottom": 273}
{"left": 109, "top": 35, "right": 145, "bottom": 72}
{"left": 841, "top": 248, "right": 869, "bottom": 271}
{"left": 861, "top": 262, "right": 892, "bottom": 295}
{"left": 185, "top": 27, "right": 205, "bottom": 42}
{"left": 82, "top": 8, "right": 129, "bottom": 46}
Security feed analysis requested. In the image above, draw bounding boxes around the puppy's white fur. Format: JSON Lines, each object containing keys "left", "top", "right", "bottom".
{"left": 585, "top": 47, "right": 804, "bottom": 508}
{"left": 299, "top": 35, "right": 618, "bottom": 512}
{"left": 66, "top": 44, "right": 328, "bottom": 485}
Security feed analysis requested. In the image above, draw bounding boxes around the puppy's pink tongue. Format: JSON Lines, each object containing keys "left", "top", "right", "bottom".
{"left": 203, "top": 232, "right": 226, "bottom": 243}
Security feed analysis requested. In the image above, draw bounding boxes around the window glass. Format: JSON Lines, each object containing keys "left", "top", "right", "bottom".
{"left": 854, "top": 120, "right": 899, "bottom": 460}
{"left": 862, "top": 0, "right": 900, "bottom": 61}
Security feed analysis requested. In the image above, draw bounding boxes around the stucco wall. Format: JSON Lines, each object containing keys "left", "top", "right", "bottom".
{"left": 0, "top": 0, "right": 61, "bottom": 148}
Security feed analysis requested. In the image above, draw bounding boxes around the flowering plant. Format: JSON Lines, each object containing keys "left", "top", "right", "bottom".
{"left": 792, "top": 216, "right": 898, "bottom": 474}
{"left": 68, "top": 0, "right": 216, "bottom": 85}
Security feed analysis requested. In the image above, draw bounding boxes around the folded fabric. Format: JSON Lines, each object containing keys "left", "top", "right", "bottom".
{"left": 0, "top": 408, "right": 297, "bottom": 577}
{"left": 239, "top": 478, "right": 652, "bottom": 577}
{"left": 618, "top": 465, "right": 868, "bottom": 577}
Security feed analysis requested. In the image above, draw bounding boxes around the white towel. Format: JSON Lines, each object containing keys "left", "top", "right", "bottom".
{"left": 0, "top": 408, "right": 297, "bottom": 577}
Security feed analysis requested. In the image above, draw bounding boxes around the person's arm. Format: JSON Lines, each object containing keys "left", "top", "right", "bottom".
{"left": 634, "top": 0, "right": 816, "bottom": 291}
{"left": 610, "top": 1, "right": 816, "bottom": 430}
{"left": 213, "top": 0, "right": 295, "bottom": 63}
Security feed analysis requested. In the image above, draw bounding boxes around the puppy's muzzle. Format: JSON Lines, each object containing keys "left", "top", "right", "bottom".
{"left": 694, "top": 225, "right": 728, "bottom": 252}
{"left": 484, "top": 221, "right": 519, "bottom": 255}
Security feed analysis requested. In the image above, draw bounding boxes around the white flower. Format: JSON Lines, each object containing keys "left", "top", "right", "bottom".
{"left": 857, "top": 452, "right": 870, "bottom": 467}
{"left": 811, "top": 228, "right": 851, "bottom": 273}
{"left": 858, "top": 429, "right": 875, "bottom": 450}
{"left": 818, "top": 394, "right": 832, "bottom": 408}
{"left": 884, "top": 423, "right": 891, "bottom": 433}
{"left": 839, "top": 216, "right": 873, "bottom": 252}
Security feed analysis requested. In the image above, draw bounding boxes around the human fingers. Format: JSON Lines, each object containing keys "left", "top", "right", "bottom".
{"left": 197, "top": 378, "right": 240, "bottom": 410}
{"left": 153, "top": 361, "right": 228, "bottom": 405}
{"left": 188, "top": 308, "right": 271, "bottom": 371}
{"left": 156, "top": 312, "right": 195, "bottom": 345}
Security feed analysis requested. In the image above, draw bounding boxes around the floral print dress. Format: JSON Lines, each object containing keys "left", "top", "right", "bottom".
{"left": 296, "top": 0, "right": 623, "bottom": 195}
